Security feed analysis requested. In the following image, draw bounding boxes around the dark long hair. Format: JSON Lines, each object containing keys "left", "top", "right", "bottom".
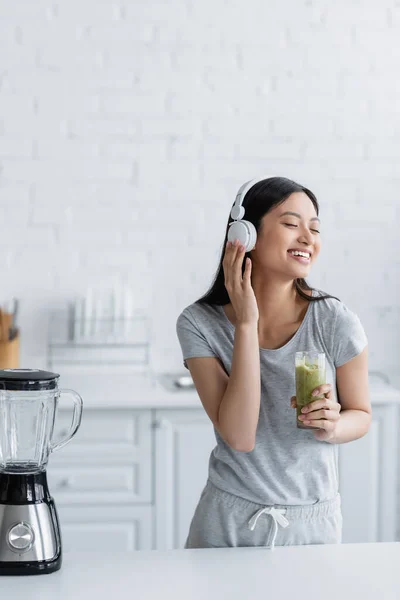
{"left": 196, "top": 176, "right": 339, "bottom": 305}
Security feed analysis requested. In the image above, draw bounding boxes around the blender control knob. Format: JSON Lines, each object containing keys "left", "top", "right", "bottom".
{"left": 8, "top": 522, "right": 35, "bottom": 552}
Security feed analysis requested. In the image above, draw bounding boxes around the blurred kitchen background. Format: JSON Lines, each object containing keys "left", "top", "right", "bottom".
{"left": 0, "top": 0, "right": 399, "bottom": 551}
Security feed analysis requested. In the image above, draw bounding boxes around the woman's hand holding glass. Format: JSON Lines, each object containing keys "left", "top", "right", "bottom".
{"left": 291, "top": 384, "right": 342, "bottom": 441}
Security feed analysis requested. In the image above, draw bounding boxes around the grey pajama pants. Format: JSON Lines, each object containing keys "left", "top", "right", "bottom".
{"left": 185, "top": 479, "right": 343, "bottom": 549}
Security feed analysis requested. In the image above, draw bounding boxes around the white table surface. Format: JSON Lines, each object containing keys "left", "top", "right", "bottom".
{"left": 1, "top": 544, "right": 399, "bottom": 600}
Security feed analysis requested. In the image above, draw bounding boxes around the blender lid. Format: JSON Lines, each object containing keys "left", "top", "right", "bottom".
{"left": 0, "top": 369, "right": 60, "bottom": 391}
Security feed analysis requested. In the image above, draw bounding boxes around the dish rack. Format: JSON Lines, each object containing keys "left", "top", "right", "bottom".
{"left": 47, "top": 307, "right": 151, "bottom": 372}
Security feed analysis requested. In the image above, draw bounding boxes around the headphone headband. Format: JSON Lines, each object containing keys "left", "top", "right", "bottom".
{"left": 230, "top": 177, "right": 271, "bottom": 221}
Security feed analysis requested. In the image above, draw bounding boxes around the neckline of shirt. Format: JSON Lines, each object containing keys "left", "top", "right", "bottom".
{"left": 216, "top": 288, "right": 316, "bottom": 353}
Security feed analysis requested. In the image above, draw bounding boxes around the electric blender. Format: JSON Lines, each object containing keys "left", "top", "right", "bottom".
{"left": 0, "top": 369, "right": 83, "bottom": 575}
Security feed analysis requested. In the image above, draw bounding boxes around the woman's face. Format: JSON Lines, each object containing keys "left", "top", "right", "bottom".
{"left": 251, "top": 192, "right": 321, "bottom": 279}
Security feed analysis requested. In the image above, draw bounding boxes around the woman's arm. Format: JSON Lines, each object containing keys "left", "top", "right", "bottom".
{"left": 186, "top": 321, "right": 261, "bottom": 453}
{"left": 328, "top": 346, "right": 371, "bottom": 444}
{"left": 218, "top": 322, "right": 261, "bottom": 451}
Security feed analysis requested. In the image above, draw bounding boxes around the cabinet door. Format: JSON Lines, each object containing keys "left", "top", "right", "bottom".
{"left": 339, "top": 404, "right": 399, "bottom": 543}
{"left": 57, "top": 505, "right": 153, "bottom": 552}
{"left": 49, "top": 409, "right": 152, "bottom": 504}
{"left": 154, "top": 409, "right": 216, "bottom": 550}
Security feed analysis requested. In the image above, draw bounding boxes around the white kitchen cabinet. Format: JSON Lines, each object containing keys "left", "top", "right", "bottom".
{"left": 154, "top": 409, "right": 216, "bottom": 550}
{"left": 49, "top": 409, "right": 152, "bottom": 504}
{"left": 57, "top": 505, "right": 153, "bottom": 552}
{"left": 339, "top": 403, "right": 399, "bottom": 543}
{"left": 48, "top": 463, "right": 143, "bottom": 505}
{"left": 47, "top": 408, "right": 154, "bottom": 553}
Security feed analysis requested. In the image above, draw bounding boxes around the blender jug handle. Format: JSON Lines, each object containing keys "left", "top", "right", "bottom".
{"left": 51, "top": 389, "right": 83, "bottom": 453}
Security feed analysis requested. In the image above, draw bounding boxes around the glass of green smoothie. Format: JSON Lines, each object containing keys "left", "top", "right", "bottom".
{"left": 295, "top": 351, "right": 326, "bottom": 430}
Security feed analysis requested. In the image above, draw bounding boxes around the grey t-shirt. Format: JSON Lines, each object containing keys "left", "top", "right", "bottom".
{"left": 176, "top": 289, "right": 368, "bottom": 506}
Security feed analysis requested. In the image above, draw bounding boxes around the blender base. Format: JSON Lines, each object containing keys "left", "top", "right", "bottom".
{"left": 0, "top": 552, "right": 62, "bottom": 576}
{"left": 0, "top": 473, "right": 63, "bottom": 576}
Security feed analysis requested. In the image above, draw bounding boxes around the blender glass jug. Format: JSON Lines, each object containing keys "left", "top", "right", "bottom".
{"left": 0, "top": 369, "right": 83, "bottom": 474}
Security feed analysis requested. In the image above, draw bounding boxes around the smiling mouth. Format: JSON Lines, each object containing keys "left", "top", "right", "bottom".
{"left": 288, "top": 250, "right": 311, "bottom": 263}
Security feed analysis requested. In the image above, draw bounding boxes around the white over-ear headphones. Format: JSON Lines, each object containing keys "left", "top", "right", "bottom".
{"left": 227, "top": 177, "right": 269, "bottom": 252}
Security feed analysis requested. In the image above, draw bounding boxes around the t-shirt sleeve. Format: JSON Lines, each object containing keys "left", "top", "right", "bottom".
{"left": 176, "top": 308, "right": 218, "bottom": 369}
{"left": 331, "top": 302, "right": 368, "bottom": 367}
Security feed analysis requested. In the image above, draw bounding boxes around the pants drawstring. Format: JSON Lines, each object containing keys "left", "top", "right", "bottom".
{"left": 248, "top": 506, "right": 290, "bottom": 550}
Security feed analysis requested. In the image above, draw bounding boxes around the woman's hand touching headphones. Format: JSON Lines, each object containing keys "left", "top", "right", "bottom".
{"left": 222, "top": 239, "right": 259, "bottom": 326}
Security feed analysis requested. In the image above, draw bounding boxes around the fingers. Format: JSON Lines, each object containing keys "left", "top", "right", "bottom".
{"left": 304, "top": 419, "right": 335, "bottom": 432}
{"left": 225, "top": 238, "right": 242, "bottom": 259}
{"left": 290, "top": 396, "right": 297, "bottom": 408}
{"left": 300, "top": 399, "right": 340, "bottom": 414}
{"left": 232, "top": 240, "right": 246, "bottom": 281}
{"left": 243, "top": 256, "right": 252, "bottom": 282}
{"left": 223, "top": 239, "right": 246, "bottom": 285}
{"left": 222, "top": 241, "right": 236, "bottom": 289}
{"left": 299, "top": 398, "right": 341, "bottom": 427}
{"left": 311, "top": 383, "right": 332, "bottom": 397}
{"left": 298, "top": 408, "right": 340, "bottom": 424}
{"left": 223, "top": 240, "right": 239, "bottom": 269}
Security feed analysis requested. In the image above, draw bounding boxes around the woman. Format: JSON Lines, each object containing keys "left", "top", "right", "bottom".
{"left": 176, "top": 176, "right": 371, "bottom": 549}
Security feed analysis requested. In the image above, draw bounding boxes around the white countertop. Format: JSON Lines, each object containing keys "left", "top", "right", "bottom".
{"left": 59, "top": 370, "right": 201, "bottom": 409}
{"left": 57, "top": 369, "right": 400, "bottom": 410}
{"left": 1, "top": 544, "right": 399, "bottom": 599}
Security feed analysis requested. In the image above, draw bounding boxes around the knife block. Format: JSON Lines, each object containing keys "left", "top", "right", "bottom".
{"left": 0, "top": 331, "right": 20, "bottom": 369}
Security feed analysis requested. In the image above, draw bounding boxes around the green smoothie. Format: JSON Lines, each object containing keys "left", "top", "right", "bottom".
{"left": 295, "top": 353, "right": 326, "bottom": 430}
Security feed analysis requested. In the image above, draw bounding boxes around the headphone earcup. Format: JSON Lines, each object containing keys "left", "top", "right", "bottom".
{"left": 227, "top": 220, "right": 257, "bottom": 252}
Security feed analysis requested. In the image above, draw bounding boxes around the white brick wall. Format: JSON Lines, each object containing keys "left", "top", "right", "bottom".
{"left": 0, "top": 0, "right": 399, "bottom": 391}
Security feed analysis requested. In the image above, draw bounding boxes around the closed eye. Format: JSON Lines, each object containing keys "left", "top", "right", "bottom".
{"left": 283, "top": 223, "right": 320, "bottom": 234}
